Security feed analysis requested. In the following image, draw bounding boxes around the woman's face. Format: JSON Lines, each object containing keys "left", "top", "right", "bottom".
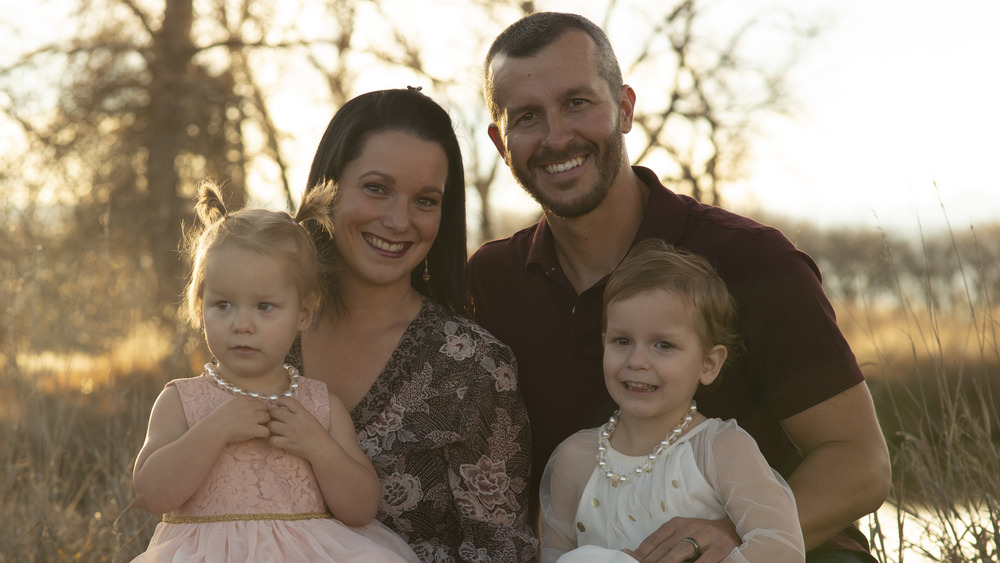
{"left": 332, "top": 130, "right": 448, "bottom": 292}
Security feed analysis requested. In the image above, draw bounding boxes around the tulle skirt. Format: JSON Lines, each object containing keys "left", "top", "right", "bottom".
{"left": 555, "top": 545, "right": 639, "bottom": 562}
{"left": 132, "top": 517, "right": 420, "bottom": 562}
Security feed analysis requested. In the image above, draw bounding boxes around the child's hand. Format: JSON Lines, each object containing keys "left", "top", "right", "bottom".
{"left": 205, "top": 396, "right": 271, "bottom": 444}
{"left": 267, "top": 397, "right": 329, "bottom": 460}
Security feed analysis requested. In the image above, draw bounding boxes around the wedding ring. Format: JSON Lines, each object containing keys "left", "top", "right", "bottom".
{"left": 681, "top": 536, "right": 701, "bottom": 561}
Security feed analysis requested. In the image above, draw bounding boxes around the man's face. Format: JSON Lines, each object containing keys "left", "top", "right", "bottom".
{"left": 487, "top": 30, "right": 634, "bottom": 219}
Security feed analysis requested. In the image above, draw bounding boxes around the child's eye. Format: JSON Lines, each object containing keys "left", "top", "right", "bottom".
{"left": 610, "top": 337, "right": 631, "bottom": 346}
{"left": 257, "top": 303, "right": 274, "bottom": 311}
{"left": 654, "top": 341, "right": 674, "bottom": 351}
{"left": 215, "top": 301, "right": 232, "bottom": 310}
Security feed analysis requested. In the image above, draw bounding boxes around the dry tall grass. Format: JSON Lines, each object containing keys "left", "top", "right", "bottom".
{"left": 0, "top": 339, "right": 170, "bottom": 561}
{"left": 2, "top": 230, "right": 997, "bottom": 561}
{"left": 835, "top": 228, "right": 1000, "bottom": 562}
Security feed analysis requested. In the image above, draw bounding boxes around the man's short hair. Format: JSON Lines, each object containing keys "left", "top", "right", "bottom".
{"left": 484, "top": 12, "right": 623, "bottom": 126}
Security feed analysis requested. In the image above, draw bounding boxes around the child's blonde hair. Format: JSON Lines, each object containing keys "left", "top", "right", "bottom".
{"left": 603, "top": 239, "right": 743, "bottom": 370}
{"left": 181, "top": 179, "right": 336, "bottom": 328}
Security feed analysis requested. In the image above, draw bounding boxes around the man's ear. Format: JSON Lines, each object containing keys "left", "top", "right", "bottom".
{"left": 488, "top": 124, "right": 507, "bottom": 159}
{"left": 619, "top": 84, "right": 636, "bottom": 134}
{"left": 699, "top": 344, "right": 727, "bottom": 386}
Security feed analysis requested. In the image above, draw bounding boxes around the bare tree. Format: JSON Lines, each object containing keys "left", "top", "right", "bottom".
{"left": 0, "top": 0, "right": 379, "bottom": 353}
{"left": 0, "top": 0, "right": 817, "bottom": 355}
{"left": 616, "top": 0, "right": 816, "bottom": 205}
{"left": 1, "top": 0, "right": 254, "bottom": 344}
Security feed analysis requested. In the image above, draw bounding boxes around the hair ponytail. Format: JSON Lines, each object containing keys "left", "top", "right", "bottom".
{"left": 294, "top": 180, "right": 336, "bottom": 239}
{"left": 194, "top": 180, "right": 229, "bottom": 227}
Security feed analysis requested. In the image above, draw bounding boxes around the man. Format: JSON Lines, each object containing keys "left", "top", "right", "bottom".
{"left": 468, "top": 11, "right": 890, "bottom": 563}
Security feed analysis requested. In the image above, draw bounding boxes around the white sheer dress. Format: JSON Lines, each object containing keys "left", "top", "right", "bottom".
{"left": 540, "top": 418, "right": 805, "bottom": 563}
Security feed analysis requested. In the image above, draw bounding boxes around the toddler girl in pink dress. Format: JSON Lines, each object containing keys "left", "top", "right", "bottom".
{"left": 132, "top": 180, "right": 417, "bottom": 562}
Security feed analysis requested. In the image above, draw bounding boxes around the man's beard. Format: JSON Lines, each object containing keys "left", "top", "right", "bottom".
{"left": 509, "top": 126, "right": 625, "bottom": 219}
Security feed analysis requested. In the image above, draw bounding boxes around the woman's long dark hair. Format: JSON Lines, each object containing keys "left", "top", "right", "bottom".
{"left": 306, "top": 88, "right": 469, "bottom": 317}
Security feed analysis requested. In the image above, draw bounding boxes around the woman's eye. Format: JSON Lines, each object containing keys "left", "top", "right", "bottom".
{"left": 415, "top": 196, "right": 441, "bottom": 208}
{"left": 364, "top": 183, "right": 387, "bottom": 195}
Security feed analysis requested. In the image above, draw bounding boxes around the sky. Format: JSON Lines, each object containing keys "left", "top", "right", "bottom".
{"left": 693, "top": 0, "right": 1000, "bottom": 233}
{"left": 3, "top": 0, "right": 998, "bottom": 237}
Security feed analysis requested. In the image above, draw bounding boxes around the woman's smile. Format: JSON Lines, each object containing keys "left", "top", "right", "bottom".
{"left": 363, "top": 233, "right": 411, "bottom": 255}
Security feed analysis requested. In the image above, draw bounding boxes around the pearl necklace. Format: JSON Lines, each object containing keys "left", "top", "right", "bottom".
{"left": 204, "top": 362, "right": 300, "bottom": 402}
{"left": 597, "top": 401, "right": 698, "bottom": 487}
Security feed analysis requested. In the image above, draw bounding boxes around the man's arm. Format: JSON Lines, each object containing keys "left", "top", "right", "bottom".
{"left": 781, "top": 381, "right": 891, "bottom": 550}
{"left": 626, "top": 381, "right": 889, "bottom": 562}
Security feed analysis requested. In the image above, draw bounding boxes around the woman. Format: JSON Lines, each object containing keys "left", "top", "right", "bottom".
{"left": 289, "top": 88, "right": 537, "bottom": 562}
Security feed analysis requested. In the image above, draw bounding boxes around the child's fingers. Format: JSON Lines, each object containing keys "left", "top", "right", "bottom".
{"left": 266, "top": 416, "right": 285, "bottom": 436}
{"left": 253, "top": 407, "right": 271, "bottom": 426}
{"left": 274, "top": 396, "right": 303, "bottom": 410}
{"left": 251, "top": 420, "right": 271, "bottom": 439}
{"left": 267, "top": 405, "right": 288, "bottom": 422}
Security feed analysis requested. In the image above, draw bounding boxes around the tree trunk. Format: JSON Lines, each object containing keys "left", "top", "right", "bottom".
{"left": 145, "top": 0, "right": 195, "bottom": 315}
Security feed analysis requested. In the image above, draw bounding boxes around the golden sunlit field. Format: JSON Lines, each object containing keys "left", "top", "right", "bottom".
{"left": 2, "top": 223, "right": 998, "bottom": 562}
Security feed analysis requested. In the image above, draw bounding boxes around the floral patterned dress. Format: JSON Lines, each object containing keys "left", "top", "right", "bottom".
{"left": 290, "top": 299, "right": 538, "bottom": 562}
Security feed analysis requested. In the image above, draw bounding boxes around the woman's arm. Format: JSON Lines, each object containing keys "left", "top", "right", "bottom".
{"left": 133, "top": 386, "right": 271, "bottom": 514}
{"left": 268, "top": 393, "right": 381, "bottom": 527}
{"left": 446, "top": 342, "right": 538, "bottom": 562}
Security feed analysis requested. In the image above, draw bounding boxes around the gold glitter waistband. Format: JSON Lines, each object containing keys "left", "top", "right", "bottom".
{"left": 162, "top": 511, "right": 332, "bottom": 524}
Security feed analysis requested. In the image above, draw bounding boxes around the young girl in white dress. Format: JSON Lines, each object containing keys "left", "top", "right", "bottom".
{"left": 132, "top": 180, "right": 418, "bottom": 562}
{"left": 540, "top": 239, "right": 805, "bottom": 563}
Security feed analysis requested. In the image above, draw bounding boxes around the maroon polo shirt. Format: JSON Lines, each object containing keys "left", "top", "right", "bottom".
{"left": 468, "top": 166, "right": 871, "bottom": 556}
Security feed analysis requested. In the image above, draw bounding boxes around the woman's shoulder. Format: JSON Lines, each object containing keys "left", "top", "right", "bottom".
{"left": 418, "top": 299, "right": 519, "bottom": 392}
{"left": 421, "top": 299, "right": 514, "bottom": 354}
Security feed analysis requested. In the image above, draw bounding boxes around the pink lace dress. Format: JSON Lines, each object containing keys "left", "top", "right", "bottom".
{"left": 133, "top": 375, "right": 418, "bottom": 562}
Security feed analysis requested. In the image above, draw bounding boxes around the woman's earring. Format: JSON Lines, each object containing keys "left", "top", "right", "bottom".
{"left": 422, "top": 259, "right": 430, "bottom": 282}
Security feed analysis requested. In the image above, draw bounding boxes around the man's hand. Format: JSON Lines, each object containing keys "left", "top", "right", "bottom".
{"left": 623, "top": 517, "right": 739, "bottom": 563}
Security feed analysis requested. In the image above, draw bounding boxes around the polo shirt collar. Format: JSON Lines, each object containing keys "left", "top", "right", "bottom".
{"left": 631, "top": 166, "right": 689, "bottom": 246}
{"left": 525, "top": 213, "right": 555, "bottom": 270}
